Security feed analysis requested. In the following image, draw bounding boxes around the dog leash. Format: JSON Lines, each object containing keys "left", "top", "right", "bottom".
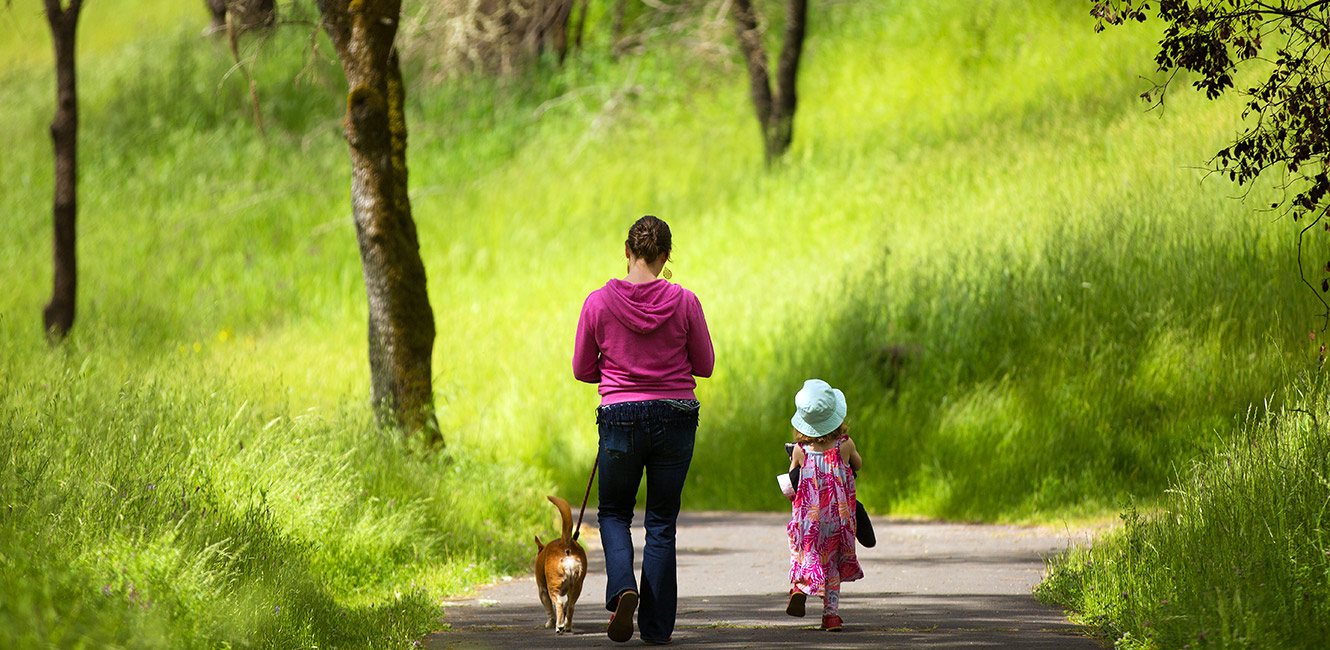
{"left": 572, "top": 456, "right": 597, "bottom": 541}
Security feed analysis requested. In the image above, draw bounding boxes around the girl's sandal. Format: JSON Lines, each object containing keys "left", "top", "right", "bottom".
{"left": 785, "top": 589, "right": 807, "bottom": 617}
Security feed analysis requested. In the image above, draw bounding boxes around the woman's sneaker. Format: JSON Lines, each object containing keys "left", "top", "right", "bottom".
{"left": 821, "top": 613, "right": 843, "bottom": 631}
{"left": 607, "top": 590, "right": 637, "bottom": 642}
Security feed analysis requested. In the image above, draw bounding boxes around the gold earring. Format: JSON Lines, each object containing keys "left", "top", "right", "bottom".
{"left": 663, "top": 267, "right": 672, "bottom": 280}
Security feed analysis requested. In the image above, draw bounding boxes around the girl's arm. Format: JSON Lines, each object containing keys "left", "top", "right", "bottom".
{"left": 843, "top": 437, "right": 863, "bottom": 473}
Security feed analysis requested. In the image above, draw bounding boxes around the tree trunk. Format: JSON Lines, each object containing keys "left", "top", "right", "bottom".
{"left": 771, "top": 0, "right": 806, "bottom": 157}
{"left": 730, "top": 0, "right": 776, "bottom": 163}
{"left": 730, "top": 0, "right": 806, "bottom": 164}
{"left": 611, "top": 0, "right": 627, "bottom": 57}
{"left": 317, "top": 0, "right": 443, "bottom": 445}
{"left": 206, "top": 0, "right": 227, "bottom": 33}
{"left": 42, "top": 0, "right": 83, "bottom": 344}
{"left": 206, "top": 0, "right": 274, "bottom": 33}
{"left": 572, "top": 0, "right": 589, "bottom": 52}
{"left": 540, "top": 0, "right": 575, "bottom": 63}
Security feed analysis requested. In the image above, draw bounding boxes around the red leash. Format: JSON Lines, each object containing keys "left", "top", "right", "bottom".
{"left": 572, "top": 456, "right": 597, "bottom": 541}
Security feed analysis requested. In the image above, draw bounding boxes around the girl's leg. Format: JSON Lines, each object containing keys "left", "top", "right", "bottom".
{"left": 822, "top": 572, "right": 841, "bottom": 616}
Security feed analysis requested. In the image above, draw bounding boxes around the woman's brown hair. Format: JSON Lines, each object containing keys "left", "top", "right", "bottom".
{"left": 626, "top": 215, "right": 672, "bottom": 264}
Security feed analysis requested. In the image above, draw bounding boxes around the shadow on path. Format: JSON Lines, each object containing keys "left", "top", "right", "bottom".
{"left": 425, "top": 511, "right": 1101, "bottom": 649}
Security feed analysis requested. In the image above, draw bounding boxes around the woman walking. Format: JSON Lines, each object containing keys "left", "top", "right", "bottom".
{"left": 573, "top": 215, "right": 715, "bottom": 645}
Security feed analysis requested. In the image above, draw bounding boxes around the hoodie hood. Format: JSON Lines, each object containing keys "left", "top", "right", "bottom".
{"left": 601, "top": 279, "right": 685, "bottom": 334}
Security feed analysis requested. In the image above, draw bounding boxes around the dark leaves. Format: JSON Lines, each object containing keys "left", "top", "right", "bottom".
{"left": 1101, "top": 1, "right": 1329, "bottom": 223}
{"left": 1098, "top": 0, "right": 1330, "bottom": 321}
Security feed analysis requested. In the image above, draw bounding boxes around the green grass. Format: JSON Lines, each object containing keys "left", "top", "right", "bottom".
{"left": 1036, "top": 378, "right": 1330, "bottom": 649}
{"left": 0, "top": 346, "right": 548, "bottom": 648}
{"left": 2, "top": 0, "right": 1329, "bottom": 646}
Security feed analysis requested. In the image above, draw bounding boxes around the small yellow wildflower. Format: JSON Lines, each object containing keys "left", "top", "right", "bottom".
{"left": 193, "top": 341, "right": 202, "bottom": 353}
{"left": 218, "top": 328, "right": 232, "bottom": 343}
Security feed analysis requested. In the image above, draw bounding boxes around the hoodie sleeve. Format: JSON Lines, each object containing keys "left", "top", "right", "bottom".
{"left": 573, "top": 293, "right": 602, "bottom": 384}
{"left": 685, "top": 292, "right": 715, "bottom": 378}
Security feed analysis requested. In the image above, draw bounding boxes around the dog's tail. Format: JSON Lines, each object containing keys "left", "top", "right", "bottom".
{"left": 548, "top": 495, "right": 574, "bottom": 546}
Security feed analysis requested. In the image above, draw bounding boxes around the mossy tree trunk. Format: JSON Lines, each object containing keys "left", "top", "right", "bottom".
{"left": 316, "top": 0, "right": 443, "bottom": 445}
{"left": 42, "top": 0, "right": 83, "bottom": 344}
{"left": 731, "top": 0, "right": 807, "bottom": 165}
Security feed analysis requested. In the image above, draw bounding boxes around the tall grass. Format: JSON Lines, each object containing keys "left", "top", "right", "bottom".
{"left": 1036, "top": 378, "right": 1330, "bottom": 649}
{"left": 2, "top": 0, "right": 1327, "bottom": 646}
{"left": 0, "top": 338, "right": 548, "bottom": 648}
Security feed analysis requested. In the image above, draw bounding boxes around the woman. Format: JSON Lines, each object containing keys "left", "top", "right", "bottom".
{"left": 573, "top": 215, "right": 715, "bottom": 645}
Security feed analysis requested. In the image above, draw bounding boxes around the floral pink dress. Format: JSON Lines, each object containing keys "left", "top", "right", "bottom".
{"left": 788, "top": 434, "right": 864, "bottom": 595}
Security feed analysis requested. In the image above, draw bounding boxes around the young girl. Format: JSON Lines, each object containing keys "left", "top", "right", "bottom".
{"left": 785, "top": 379, "right": 864, "bottom": 631}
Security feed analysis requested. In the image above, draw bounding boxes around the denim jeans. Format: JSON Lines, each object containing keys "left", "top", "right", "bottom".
{"left": 596, "top": 399, "right": 699, "bottom": 643}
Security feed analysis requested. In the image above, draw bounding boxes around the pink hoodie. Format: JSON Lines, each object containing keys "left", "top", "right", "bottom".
{"left": 573, "top": 278, "right": 715, "bottom": 405}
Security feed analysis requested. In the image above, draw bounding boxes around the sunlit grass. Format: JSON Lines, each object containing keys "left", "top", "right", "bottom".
{"left": 1037, "top": 378, "right": 1330, "bottom": 649}
{"left": 0, "top": 0, "right": 200, "bottom": 71}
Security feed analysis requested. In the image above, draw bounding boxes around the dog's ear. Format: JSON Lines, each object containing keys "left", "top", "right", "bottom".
{"left": 535, "top": 535, "right": 545, "bottom": 551}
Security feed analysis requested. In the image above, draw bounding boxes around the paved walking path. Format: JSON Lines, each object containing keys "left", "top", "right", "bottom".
{"left": 425, "top": 511, "right": 1102, "bottom": 649}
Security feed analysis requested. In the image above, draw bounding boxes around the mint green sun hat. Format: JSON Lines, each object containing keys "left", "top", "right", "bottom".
{"left": 791, "top": 379, "right": 847, "bottom": 438}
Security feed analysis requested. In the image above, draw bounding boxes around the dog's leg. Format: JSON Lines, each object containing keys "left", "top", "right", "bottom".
{"left": 536, "top": 559, "right": 555, "bottom": 629}
{"left": 539, "top": 586, "right": 555, "bottom": 629}
{"left": 565, "top": 570, "right": 583, "bottom": 634}
{"left": 550, "top": 584, "right": 567, "bottom": 634}
{"left": 562, "top": 593, "right": 576, "bottom": 634}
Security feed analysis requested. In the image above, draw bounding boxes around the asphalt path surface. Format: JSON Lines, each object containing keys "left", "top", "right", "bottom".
{"left": 425, "top": 511, "right": 1102, "bottom": 649}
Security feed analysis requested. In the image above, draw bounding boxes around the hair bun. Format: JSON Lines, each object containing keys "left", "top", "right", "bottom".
{"left": 626, "top": 215, "right": 672, "bottom": 264}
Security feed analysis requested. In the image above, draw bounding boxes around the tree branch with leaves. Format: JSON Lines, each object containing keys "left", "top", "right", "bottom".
{"left": 1094, "top": 0, "right": 1330, "bottom": 325}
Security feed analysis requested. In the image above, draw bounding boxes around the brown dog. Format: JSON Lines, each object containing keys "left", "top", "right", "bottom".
{"left": 534, "top": 495, "right": 587, "bottom": 634}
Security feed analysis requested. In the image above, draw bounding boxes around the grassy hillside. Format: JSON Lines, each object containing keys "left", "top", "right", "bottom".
{"left": 1, "top": 0, "right": 1325, "bottom": 646}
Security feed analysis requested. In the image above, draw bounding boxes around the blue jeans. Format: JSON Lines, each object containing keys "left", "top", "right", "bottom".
{"left": 596, "top": 399, "right": 699, "bottom": 643}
